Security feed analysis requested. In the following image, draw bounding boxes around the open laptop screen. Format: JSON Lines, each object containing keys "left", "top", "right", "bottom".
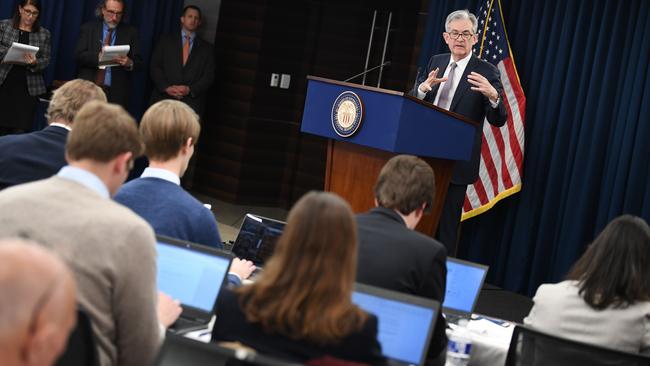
{"left": 352, "top": 284, "right": 438, "bottom": 366}
{"left": 156, "top": 240, "right": 231, "bottom": 313}
{"left": 231, "top": 214, "right": 285, "bottom": 266}
{"left": 443, "top": 258, "right": 488, "bottom": 315}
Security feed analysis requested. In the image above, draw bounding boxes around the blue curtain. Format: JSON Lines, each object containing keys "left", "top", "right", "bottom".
{"left": 1, "top": 0, "right": 185, "bottom": 121}
{"left": 420, "top": 0, "right": 650, "bottom": 296}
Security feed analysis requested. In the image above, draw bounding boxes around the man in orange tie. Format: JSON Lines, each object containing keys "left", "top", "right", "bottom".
{"left": 149, "top": 5, "right": 215, "bottom": 120}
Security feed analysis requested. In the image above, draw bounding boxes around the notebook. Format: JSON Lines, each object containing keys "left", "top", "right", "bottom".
{"left": 230, "top": 214, "right": 286, "bottom": 267}
{"left": 442, "top": 257, "right": 489, "bottom": 316}
{"left": 156, "top": 235, "right": 232, "bottom": 334}
{"left": 352, "top": 283, "right": 439, "bottom": 366}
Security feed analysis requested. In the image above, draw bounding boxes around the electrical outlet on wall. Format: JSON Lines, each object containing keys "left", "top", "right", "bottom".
{"left": 270, "top": 73, "right": 279, "bottom": 87}
{"left": 280, "top": 74, "right": 291, "bottom": 89}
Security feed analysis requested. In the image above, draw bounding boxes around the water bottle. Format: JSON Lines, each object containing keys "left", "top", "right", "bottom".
{"left": 446, "top": 318, "right": 472, "bottom": 366}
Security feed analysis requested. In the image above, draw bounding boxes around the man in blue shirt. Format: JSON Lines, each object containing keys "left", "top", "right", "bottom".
{"left": 75, "top": 0, "right": 143, "bottom": 109}
{"left": 149, "top": 5, "right": 215, "bottom": 119}
{"left": 115, "top": 99, "right": 255, "bottom": 283}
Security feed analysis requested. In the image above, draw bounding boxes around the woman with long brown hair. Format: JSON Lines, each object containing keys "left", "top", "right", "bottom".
{"left": 524, "top": 215, "right": 650, "bottom": 354}
{"left": 212, "top": 191, "right": 386, "bottom": 364}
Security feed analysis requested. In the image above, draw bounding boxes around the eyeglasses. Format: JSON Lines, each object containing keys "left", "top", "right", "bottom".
{"left": 446, "top": 31, "right": 474, "bottom": 41}
{"left": 104, "top": 9, "right": 124, "bottom": 17}
{"left": 21, "top": 8, "right": 39, "bottom": 18}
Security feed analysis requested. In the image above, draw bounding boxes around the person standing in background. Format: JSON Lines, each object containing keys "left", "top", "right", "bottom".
{"left": 149, "top": 5, "right": 215, "bottom": 119}
{"left": 75, "top": 0, "right": 142, "bottom": 109}
{"left": 0, "top": 0, "right": 51, "bottom": 135}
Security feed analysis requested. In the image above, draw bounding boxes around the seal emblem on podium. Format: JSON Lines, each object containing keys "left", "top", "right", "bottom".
{"left": 331, "top": 91, "right": 363, "bottom": 137}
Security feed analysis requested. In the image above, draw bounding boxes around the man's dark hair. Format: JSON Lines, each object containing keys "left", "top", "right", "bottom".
{"left": 182, "top": 5, "right": 202, "bottom": 20}
{"left": 12, "top": 0, "right": 41, "bottom": 32}
{"left": 566, "top": 215, "right": 650, "bottom": 310}
{"left": 374, "top": 155, "right": 435, "bottom": 215}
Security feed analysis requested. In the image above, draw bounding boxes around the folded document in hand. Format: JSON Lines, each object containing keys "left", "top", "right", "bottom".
{"left": 2, "top": 42, "right": 39, "bottom": 64}
{"left": 98, "top": 45, "right": 130, "bottom": 68}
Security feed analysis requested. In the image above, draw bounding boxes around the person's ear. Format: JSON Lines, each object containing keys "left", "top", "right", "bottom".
{"left": 113, "top": 151, "right": 133, "bottom": 175}
{"left": 181, "top": 137, "right": 193, "bottom": 154}
{"left": 23, "top": 322, "right": 62, "bottom": 366}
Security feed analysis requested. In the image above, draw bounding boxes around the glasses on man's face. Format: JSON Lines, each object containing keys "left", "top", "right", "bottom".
{"left": 447, "top": 31, "right": 474, "bottom": 41}
{"left": 104, "top": 9, "right": 124, "bottom": 17}
{"left": 21, "top": 8, "right": 39, "bottom": 18}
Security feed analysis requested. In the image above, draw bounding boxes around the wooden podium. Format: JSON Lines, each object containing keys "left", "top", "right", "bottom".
{"left": 300, "top": 76, "right": 477, "bottom": 236}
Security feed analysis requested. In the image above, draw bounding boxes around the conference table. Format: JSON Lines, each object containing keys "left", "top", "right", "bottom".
{"left": 447, "top": 316, "right": 515, "bottom": 366}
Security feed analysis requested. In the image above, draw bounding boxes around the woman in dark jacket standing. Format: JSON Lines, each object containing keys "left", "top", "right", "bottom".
{"left": 0, "top": 0, "right": 50, "bottom": 134}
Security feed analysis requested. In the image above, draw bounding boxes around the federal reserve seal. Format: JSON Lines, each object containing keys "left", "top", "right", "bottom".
{"left": 331, "top": 91, "right": 363, "bottom": 137}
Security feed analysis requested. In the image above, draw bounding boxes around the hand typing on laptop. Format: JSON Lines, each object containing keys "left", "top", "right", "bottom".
{"left": 158, "top": 291, "right": 183, "bottom": 328}
{"left": 229, "top": 258, "right": 256, "bottom": 282}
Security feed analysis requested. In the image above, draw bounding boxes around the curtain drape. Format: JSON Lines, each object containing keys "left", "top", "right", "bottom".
{"left": 1, "top": 0, "right": 186, "bottom": 121}
{"left": 419, "top": 0, "right": 650, "bottom": 296}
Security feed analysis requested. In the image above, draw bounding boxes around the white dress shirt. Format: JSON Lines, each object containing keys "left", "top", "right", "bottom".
{"left": 417, "top": 52, "right": 473, "bottom": 107}
{"left": 417, "top": 53, "right": 499, "bottom": 109}
{"left": 141, "top": 167, "right": 180, "bottom": 185}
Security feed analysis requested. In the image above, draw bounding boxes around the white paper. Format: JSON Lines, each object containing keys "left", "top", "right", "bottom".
{"left": 98, "top": 45, "right": 130, "bottom": 68}
{"left": 2, "top": 42, "right": 39, "bottom": 64}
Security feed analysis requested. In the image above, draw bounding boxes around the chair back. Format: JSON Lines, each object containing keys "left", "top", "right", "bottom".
{"left": 505, "top": 325, "right": 650, "bottom": 366}
{"left": 54, "top": 308, "right": 99, "bottom": 366}
{"left": 156, "top": 335, "right": 303, "bottom": 366}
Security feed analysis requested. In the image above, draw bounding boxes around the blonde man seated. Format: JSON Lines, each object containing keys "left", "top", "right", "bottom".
{"left": 115, "top": 100, "right": 254, "bottom": 283}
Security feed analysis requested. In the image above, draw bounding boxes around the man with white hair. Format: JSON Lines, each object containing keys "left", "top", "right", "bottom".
{"left": 414, "top": 9, "right": 508, "bottom": 255}
{"left": 0, "top": 238, "right": 77, "bottom": 366}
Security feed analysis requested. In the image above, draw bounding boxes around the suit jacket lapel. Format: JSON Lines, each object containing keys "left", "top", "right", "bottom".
{"left": 175, "top": 35, "right": 185, "bottom": 70}
{"left": 450, "top": 55, "right": 478, "bottom": 112}
{"left": 95, "top": 22, "right": 103, "bottom": 53}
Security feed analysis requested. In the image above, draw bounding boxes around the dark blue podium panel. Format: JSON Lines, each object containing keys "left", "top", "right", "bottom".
{"left": 301, "top": 78, "right": 476, "bottom": 161}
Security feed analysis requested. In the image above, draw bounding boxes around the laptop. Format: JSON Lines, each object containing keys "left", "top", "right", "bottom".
{"left": 156, "top": 235, "right": 233, "bottom": 334}
{"left": 352, "top": 283, "right": 440, "bottom": 366}
{"left": 230, "top": 214, "right": 286, "bottom": 267}
{"left": 442, "top": 258, "right": 489, "bottom": 317}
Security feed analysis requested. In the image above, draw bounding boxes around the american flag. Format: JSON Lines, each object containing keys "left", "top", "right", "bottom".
{"left": 461, "top": 0, "right": 526, "bottom": 221}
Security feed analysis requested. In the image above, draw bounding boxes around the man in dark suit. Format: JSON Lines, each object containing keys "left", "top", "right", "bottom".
{"left": 0, "top": 79, "right": 106, "bottom": 190}
{"left": 414, "top": 9, "right": 508, "bottom": 255}
{"left": 149, "top": 5, "right": 215, "bottom": 119}
{"left": 356, "top": 155, "right": 448, "bottom": 366}
{"left": 75, "top": 0, "right": 142, "bottom": 109}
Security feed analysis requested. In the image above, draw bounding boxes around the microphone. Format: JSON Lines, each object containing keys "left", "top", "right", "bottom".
{"left": 344, "top": 61, "right": 391, "bottom": 83}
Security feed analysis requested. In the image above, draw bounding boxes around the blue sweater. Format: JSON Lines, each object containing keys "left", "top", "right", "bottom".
{"left": 114, "top": 177, "right": 222, "bottom": 248}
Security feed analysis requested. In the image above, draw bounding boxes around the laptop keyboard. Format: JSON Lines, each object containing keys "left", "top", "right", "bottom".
{"left": 169, "top": 318, "right": 208, "bottom": 335}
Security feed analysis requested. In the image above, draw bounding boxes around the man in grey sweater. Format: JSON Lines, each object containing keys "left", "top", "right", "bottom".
{"left": 0, "top": 101, "right": 181, "bottom": 366}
